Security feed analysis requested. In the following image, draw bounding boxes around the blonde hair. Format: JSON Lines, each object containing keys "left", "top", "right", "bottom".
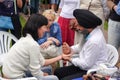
{"left": 43, "top": 9, "right": 56, "bottom": 21}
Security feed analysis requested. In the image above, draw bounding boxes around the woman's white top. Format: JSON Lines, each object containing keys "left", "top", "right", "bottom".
{"left": 2, "top": 34, "right": 45, "bottom": 78}
{"left": 59, "top": 0, "right": 80, "bottom": 18}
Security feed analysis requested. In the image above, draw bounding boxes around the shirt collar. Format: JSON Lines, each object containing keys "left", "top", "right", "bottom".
{"left": 85, "top": 27, "right": 100, "bottom": 41}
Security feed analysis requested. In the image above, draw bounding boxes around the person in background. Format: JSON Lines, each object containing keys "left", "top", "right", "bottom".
{"left": 30, "top": 0, "right": 40, "bottom": 13}
{"left": 115, "top": 1, "right": 120, "bottom": 15}
{"left": 40, "top": 0, "right": 50, "bottom": 11}
{"left": 107, "top": 0, "right": 120, "bottom": 61}
{"left": 11, "top": 0, "right": 23, "bottom": 39}
{"left": 50, "top": 0, "right": 59, "bottom": 12}
{"left": 57, "top": 0, "right": 80, "bottom": 46}
{"left": 0, "top": 0, "right": 23, "bottom": 39}
{"left": 2, "top": 14, "right": 70, "bottom": 80}
{"left": 54, "top": 9, "right": 108, "bottom": 80}
{"left": 38, "top": 9, "right": 62, "bottom": 58}
{"left": 38, "top": 9, "right": 62, "bottom": 73}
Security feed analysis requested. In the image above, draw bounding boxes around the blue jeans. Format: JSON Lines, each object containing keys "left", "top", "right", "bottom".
{"left": 108, "top": 19, "right": 120, "bottom": 50}
{"left": 41, "top": 65, "right": 52, "bottom": 75}
{"left": 25, "top": 66, "right": 58, "bottom": 80}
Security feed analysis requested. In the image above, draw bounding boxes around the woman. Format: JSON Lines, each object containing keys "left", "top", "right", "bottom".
{"left": 0, "top": 0, "right": 23, "bottom": 39}
{"left": 2, "top": 14, "right": 68, "bottom": 80}
{"left": 57, "top": 0, "right": 80, "bottom": 46}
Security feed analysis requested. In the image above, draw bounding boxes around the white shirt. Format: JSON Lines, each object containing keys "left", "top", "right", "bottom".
{"left": 59, "top": 0, "right": 80, "bottom": 18}
{"left": 2, "top": 34, "right": 45, "bottom": 79}
{"left": 71, "top": 28, "right": 108, "bottom": 70}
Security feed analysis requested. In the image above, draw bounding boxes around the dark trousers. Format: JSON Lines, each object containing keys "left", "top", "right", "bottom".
{"left": 11, "top": 15, "right": 22, "bottom": 39}
{"left": 54, "top": 65, "right": 87, "bottom": 80}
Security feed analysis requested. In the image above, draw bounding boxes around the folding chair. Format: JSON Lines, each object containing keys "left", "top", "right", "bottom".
{"left": 87, "top": 44, "right": 119, "bottom": 74}
{"left": 0, "top": 31, "right": 37, "bottom": 80}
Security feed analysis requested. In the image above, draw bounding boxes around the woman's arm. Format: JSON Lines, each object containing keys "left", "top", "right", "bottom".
{"left": 57, "top": 0, "right": 64, "bottom": 15}
{"left": 17, "top": 0, "right": 23, "bottom": 8}
{"left": 44, "top": 55, "right": 62, "bottom": 66}
{"left": 44, "top": 53, "right": 72, "bottom": 66}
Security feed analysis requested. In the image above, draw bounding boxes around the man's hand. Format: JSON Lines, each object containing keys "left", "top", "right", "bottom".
{"left": 62, "top": 42, "right": 71, "bottom": 54}
{"left": 61, "top": 53, "right": 72, "bottom": 61}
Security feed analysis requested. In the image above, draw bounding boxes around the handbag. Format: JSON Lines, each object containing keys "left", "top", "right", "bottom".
{"left": 0, "top": 16, "right": 14, "bottom": 29}
{"left": 0, "top": 0, "right": 17, "bottom": 30}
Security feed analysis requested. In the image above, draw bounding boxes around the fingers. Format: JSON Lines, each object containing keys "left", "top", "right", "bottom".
{"left": 62, "top": 42, "right": 69, "bottom": 49}
{"left": 40, "top": 42, "right": 49, "bottom": 49}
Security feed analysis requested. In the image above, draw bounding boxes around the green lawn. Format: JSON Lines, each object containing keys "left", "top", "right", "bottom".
{"left": 20, "top": 15, "right": 26, "bottom": 28}
{"left": 104, "top": 21, "right": 108, "bottom": 30}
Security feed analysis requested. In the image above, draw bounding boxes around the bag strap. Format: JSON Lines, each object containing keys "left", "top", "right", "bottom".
{"left": 13, "top": 0, "right": 17, "bottom": 15}
{"left": 88, "top": 0, "right": 93, "bottom": 10}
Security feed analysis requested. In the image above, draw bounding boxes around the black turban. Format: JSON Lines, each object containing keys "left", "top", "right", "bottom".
{"left": 73, "top": 9, "right": 102, "bottom": 28}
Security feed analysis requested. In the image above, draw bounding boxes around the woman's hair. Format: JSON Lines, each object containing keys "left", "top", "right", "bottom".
{"left": 22, "top": 14, "right": 48, "bottom": 41}
{"left": 42, "top": 9, "right": 56, "bottom": 20}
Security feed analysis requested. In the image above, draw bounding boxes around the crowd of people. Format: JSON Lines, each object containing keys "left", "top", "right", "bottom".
{"left": 0, "top": 0, "right": 120, "bottom": 80}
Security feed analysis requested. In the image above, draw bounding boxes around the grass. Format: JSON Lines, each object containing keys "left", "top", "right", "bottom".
{"left": 20, "top": 15, "right": 26, "bottom": 28}
{"left": 104, "top": 21, "right": 108, "bottom": 30}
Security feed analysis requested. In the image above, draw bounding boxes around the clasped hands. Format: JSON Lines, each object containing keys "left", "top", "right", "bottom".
{"left": 61, "top": 42, "right": 73, "bottom": 61}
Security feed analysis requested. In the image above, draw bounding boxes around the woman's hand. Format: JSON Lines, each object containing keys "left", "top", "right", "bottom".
{"left": 61, "top": 53, "right": 72, "bottom": 61}
{"left": 40, "top": 41, "right": 52, "bottom": 49}
{"left": 48, "top": 37, "right": 60, "bottom": 46}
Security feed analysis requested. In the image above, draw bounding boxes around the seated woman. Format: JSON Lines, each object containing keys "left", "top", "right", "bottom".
{"left": 2, "top": 14, "right": 69, "bottom": 80}
{"left": 38, "top": 9, "right": 62, "bottom": 59}
{"left": 38, "top": 9, "right": 62, "bottom": 74}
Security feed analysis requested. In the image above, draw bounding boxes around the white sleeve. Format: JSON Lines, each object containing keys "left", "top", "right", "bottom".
{"left": 71, "top": 43, "right": 100, "bottom": 70}
{"left": 29, "top": 44, "right": 45, "bottom": 77}
{"left": 71, "top": 44, "right": 81, "bottom": 54}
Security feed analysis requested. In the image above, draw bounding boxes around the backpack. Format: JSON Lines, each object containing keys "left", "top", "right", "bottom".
{"left": 0, "top": 0, "right": 17, "bottom": 16}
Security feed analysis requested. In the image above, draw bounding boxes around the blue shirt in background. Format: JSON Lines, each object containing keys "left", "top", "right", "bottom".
{"left": 38, "top": 22, "right": 62, "bottom": 47}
